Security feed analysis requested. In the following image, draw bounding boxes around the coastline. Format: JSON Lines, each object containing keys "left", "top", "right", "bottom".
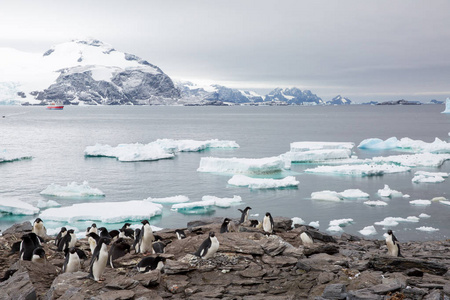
{"left": 1, "top": 217, "right": 449, "bottom": 299}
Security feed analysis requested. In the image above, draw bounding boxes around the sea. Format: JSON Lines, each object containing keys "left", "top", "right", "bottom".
{"left": 1, "top": 104, "right": 449, "bottom": 241}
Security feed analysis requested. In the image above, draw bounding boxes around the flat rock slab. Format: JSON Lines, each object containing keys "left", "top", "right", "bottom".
{"left": 368, "top": 256, "right": 448, "bottom": 276}
{"left": 0, "top": 271, "right": 36, "bottom": 300}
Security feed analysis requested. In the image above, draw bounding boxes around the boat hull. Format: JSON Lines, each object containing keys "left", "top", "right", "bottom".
{"left": 46, "top": 106, "right": 64, "bottom": 110}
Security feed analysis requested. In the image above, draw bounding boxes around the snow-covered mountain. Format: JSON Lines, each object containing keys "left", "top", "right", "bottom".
{"left": 0, "top": 39, "right": 180, "bottom": 105}
{"left": 326, "top": 95, "right": 351, "bottom": 105}
{"left": 264, "top": 88, "right": 323, "bottom": 105}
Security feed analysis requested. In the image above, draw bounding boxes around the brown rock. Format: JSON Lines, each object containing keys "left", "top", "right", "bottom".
{"left": 0, "top": 271, "right": 36, "bottom": 300}
{"left": 98, "top": 290, "right": 135, "bottom": 300}
{"left": 368, "top": 256, "right": 448, "bottom": 276}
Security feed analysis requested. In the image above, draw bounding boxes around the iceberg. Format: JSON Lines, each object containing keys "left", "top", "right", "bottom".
{"left": 39, "top": 200, "right": 163, "bottom": 223}
{"left": 442, "top": 97, "right": 450, "bottom": 113}
{"left": 291, "top": 217, "right": 305, "bottom": 227}
{"left": 281, "top": 149, "right": 352, "bottom": 163}
{"left": 202, "top": 195, "right": 242, "bottom": 208}
{"left": 358, "top": 137, "right": 399, "bottom": 150}
{"left": 440, "top": 200, "right": 450, "bottom": 206}
{"left": 364, "top": 200, "right": 388, "bottom": 206}
{"left": 372, "top": 153, "right": 450, "bottom": 167}
{"left": 311, "top": 189, "right": 369, "bottom": 201}
{"left": 84, "top": 143, "right": 174, "bottom": 162}
{"left": 416, "top": 226, "right": 439, "bottom": 232}
{"left": 289, "top": 141, "right": 354, "bottom": 152}
{"left": 412, "top": 171, "right": 448, "bottom": 183}
{"left": 40, "top": 181, "right": 105, "bottom": 198}
{"left": 152, "top": 139, "right": 239, "bottom": 152}
{"left": 419, "top": 213, "right": 430, "bottom": 218}
{"left": 197, "top": 156, "right": 286, "bottom": 175}
{"left": 409, "top": 200, "right": 432, "bottom": 206}
{"left": 359, "top": 225, "right": 377, "bottom": 236}
{"left": 0, "top": 198, "right": 40, "bottom": 215}
{"left": 338, "top": 189, "right": 370, "bottom": 199}
{"left": 377, "top": 185, "right": 404, "bottom": 198}
{"left": 397, "top": 137, "right": 450, "bottom": 154}
{"left": 329, "top": 218, "right": 353, "bottom": 227}
{"left": 227, "top": 175, "right": 299, "bottom": 189}
{"left": 327, "top": 225, "right": 344, "bottom": 232}
{"left": 0, "top": 150, "right": 32, "bottom": 163}
{"left": 144, "top": 195, "right": 190, "bottom": 204}
{"left": 171, "top": 195, "right": 242, "bottom": 213}
{"left": 309, "top": 221, "right": 319, "bottom": 228}
{"left": 36, "top": 199, "right": 61, "bottom": 209}
{"left": 305, "top": 164, "right": 410, "bottom": 177}
{"left": 374, "top": 217, "right": 399, "bottom": 227}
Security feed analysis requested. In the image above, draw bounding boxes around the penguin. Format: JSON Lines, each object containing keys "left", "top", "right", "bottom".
{"left": 300, "top": 231, "right": 314, "bottom": 245}
{"left": 137, "top": 220, "right": 155, "bottom": 254}
{"left": 0, "top": 270, "right": 17, "bottom": 282}
{"left": 249, "top": 220, "right": 260, "bottom": 228}
{"left": 98, "top": 227, "right": 113, "bottom": 239}
{"left": 64, "top": 247, "right": 88, "bottom": 260}
{"left": 119, "top": 223, "right": 134, "bottom": 239}
{"left": 11, "top": 241, "right": 22, "bottom": 254}
{"left": 263, "top": 212, "right": 274, "bottom": 235}
{"left": 62, "top": 247, "right": 81, "bottom": 273}
{"left": 87, "top": 232, "right": 100, "bottom": 254}
{"left": 238, "top": 206, "right": 252, "bottom": 224}
{"left": 27, "top": 232, "right": 43, "bottom": 247}
{"left": 194, "top": 231, "right": 220, "bottom": 259}
{"left": 89, "top": 223, "right": 98, "bottom": 235}
{"left": 55, "top": 227, "right": 67, "bottom": 248}
{"left": 89, "top": 237, "right": 111, "bottom": 282}
{"left": 175, "top": 229, "right": 186, "bottom": 240}
{"left": 137, "top": 256, "right": 166, "bottom": 273}
{"left": 220, "top": 218, "right": 232, "bottom": 233}
{"left": 31, "top": 247, "right": 46, "bottom": 263}
{"left": 109, "top": 230, "right": 120, "bottom": 240}
{"left": 32, "top": 218, "right": 47, "bottom": 238}
{"left": 386, "top": 230, "right": 403, "bottom": 257}
{"left": 152, "top": 235, "right": 166, "bottom": 254}
{"left": 19, "top": 234, "right": 37, "bottom": 261}
{"left": 58, "top": 229, "right": 77, "bottom": 252}
{"left": 132, "top": 228, "right": 141, "bottom": 252}
{"left": 108, "top": 238, "right": 131, "bottom": 268}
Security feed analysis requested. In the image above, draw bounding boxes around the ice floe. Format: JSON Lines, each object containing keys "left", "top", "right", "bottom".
{"left": 311, "top": 189, "right": 369, "bottom": 201}
{"left": 36, "top": 200, "right": 61, "bottom": 209}
{"left": 0, "top": 198, "right": 40, "bottom": 215}
{"left": 39, "top": 200, "right": 163, "bottom": 223}
{"left": 442, "top": 98, "right": 450, "bottom": 113}
{"left": 202, "top": 195, "right": 243, "bottom": 208}
{"left": 359, "top": 225, "right": 377, "bottom": 236}
{"left": 152, "top": 139, "right": 239, "bottom": 152}
{"left": 397, "top": 137, "right": 450, "bottom": 154}
{"left": 84, "top": 143, "right": 174, "bottom": 162}
{"left": 281, "top": 149, "right": 352, "bottom": 163}
{"left": 40, "top": 181, "right": 105, "bottom": 198}
{"left": 374, "top": 216, "right": 420, "bottom": 227}
{"left": 440, "top": 200, "right": 450, "bottom": 206}
{"left": 364, "top": 200, "right": 388, "bottom": 206}
{"left": 171, "top": 195, "right": 242, "bottom": 213}
{"left": 309, "top": 221, "right": 320, "bottom": 228}
{"left": 144, "top": 195, "right": 190, "bottom": 204}
{"left": 377, "top": 185, "right": 405, "bottom": 198}
{"left": 197, "top": 156, "right": 285, "bottom": 175}
{"left": 289, "top": 141, "right": 354, "bottom": 152}
{"left": 419, "top": 213, "right": 430, "bottom": 218}
{"left": 412, "top": 171, "right": 448, "bottom": 183}
{"left": 326, "top": 219, "right": 354, "bottom": 232}
{"left": 228, "top": 175, "right": 299, "bottom": 189}
{"left": 372, "top": 153, "right": 450, "bottom": 167}
{"left": 291, "top": 217, "right": 305, "bottom": 227}
{"left": 0, "top": 150, "right": 32, "bottom": 163}
{"left": 358, "top": 137, "right": 398, "bottom": 150}
{"left": 409, "top": 200, "right": 432, "bottom": 206}
{"left": 416, "top": 226, "right": 439, "bottom": 232}
{"left": 304, "top": 164, "right": 410, "bottom": 177}
{"left": 338, "top": 189, "right": 370, "bottom": 199}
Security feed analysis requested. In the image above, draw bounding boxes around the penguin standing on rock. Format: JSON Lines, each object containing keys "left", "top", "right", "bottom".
{"left": 138, "top": 220, "right": 154, "bottom": 254}
{"left": 87, "top": 232, "right": 100, "bottom": 254}
{"left": 62, "top": 247, "right": 81, "bottom": 273}
{"left": 220, "top": 218, "right": 232, "bottom": 233}
{"left": 263, "top": 212, "right": 274, "bottom": 235}
{"left": 89, "top": 237, "right": 111, "bottom": 282}
{"left": 300, "top": 231, "right": 314, "bottom": 245}
{"left": 31, "top": 247, "right": 46, "bottom": 264}
{"left": 386, "top": 230, "right": 403, "bottom": 257}
{"left": 194, "top": 231, "right": 219, "bottom": 259}
{"left": 175, "top": 229, "right": 186, "bottom": 240}
{"left": 238, "top": 207, "right": 252, "bottom": 224}
{"left": 32, "top": 218, "right": 47, "bottom": 239}
{"left": 137, "top": 256, "right": 166, "bottom": 272}
{"left": 55, "top": 227, "right": 67, "bottom": 248}
{"left": 58, "top": 229, "right": 77, "bottom": 252}
{"left": 108, "top": 238, "right": 131, "bottom": 268}
{"left": 20, "top": 233, "right": 40, "bottom": 261}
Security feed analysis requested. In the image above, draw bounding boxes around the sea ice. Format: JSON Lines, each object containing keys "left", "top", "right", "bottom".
{"left": 39, "top": 200, "right": 163, "bottom": 223}
{"left": 415, "top": 171, "right": 449, "bottom": 178}
{"left": 84, "top": 143, "right": 174, "bottom": 162}
{"left": 440, "top": 200, "right": 450, "bottom": 206}
{"left": 338, "top": 189, "right": 370, "bottom": 199}
{"left": 291, "top": 217, "right": 305, "bottom": 227}
{"left": 197, "top": 156, "right": 286, "bottom": 175}
{"left": 416, "top": 226, "right": 439, "bottom": 232}
{"left": 36, "top": 199, "right": 61, "bottom": 209}
{"left": 40, "top": 181, "right": 105, "bottom": 198}
{"left": 289, "top": 141, "right": 354, "bottom": 152}
{"left": 357, "top": 137, "right": 399, "bottom": 150}
{"left": 152, "top": 138, "right": 239, "bottom": 152}
{"left": 419, "top": 213, "right": 431, "bottom": 218}
{"left": 372, "top": 153, "right": 450, "bottom": 167}
{"left": 304, "top": 164, "right": 410, "bottom": 177}
{"left": 329, "top": 218, "right": 353, "bottom": 227}
{"left": 281, "top": 149, "right": 352, "bottom": 163}
{"left": 0, "top": 150, "right": 32, "bottom": 163}
{"left": 374, "top": 217, "right": 399, "bottom": 227}
{"left": 397, "top": 137, "right": 450, "bottom": 154}
{"left": 144, "top": 195, "right": 190, "bottom": 204}
{"left": 202, "top": 195, "right": 242, "bottom": 208}
{"left": 309, "top": 221, "right": 319, "bottom": 228}
{"left": 359, "top": 225, "right": 377, "bottom": 236}
{"left": 311, "top": 191, "right": 342, "bottom": 202}
{"left": 442, "top": 97, "right": 450, "bottom": 113}
{"left": 0, "top": 198, "right": 40, "bottom": 215}
{"left": 228, "top": 175, "right": 299, "bottom": 189}
{"left": 364, "top": 200, "right": 388, "bottom": 206}
{"left": 327, "top": 225, "right": 344, "bottom": 232}
{"left": 409, "top": 200, "right": 432, "bottom": 206}
{"left": 377, "top": 185, "right": 404, "bottom": 198}
{"left": 171, "top": 195, "right": 242, "bottom": 212}
{"left": 412, "top": 171, "right": 448, "bottom": 183}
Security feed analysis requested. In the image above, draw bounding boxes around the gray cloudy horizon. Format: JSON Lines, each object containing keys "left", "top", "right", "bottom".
{"left": 1, "top": 0, "right": 450, "bottom": 103}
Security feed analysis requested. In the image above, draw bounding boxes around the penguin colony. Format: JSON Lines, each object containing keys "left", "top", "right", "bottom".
{"left": 7, "top": 214, "right": 405, "bottom": 284}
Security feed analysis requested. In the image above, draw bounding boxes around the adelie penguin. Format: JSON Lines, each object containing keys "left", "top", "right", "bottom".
{"left": 55, "top": 227, "right": 67, "bottom": 248}
{"left": 300, "top": 231, "right": 314, "bottom": 245}
{"left": 220, "top": 218, "right": 232, "bottom": 233}
{"left": 20, "top": 233, "right": 41, "bottom": 261}
{"left": 87, "top": 232, "right": 100, "bottom": 254}
{"left": 138, "top": 219, "right": 155, "bottom": 254}
{"left": 386, "top": 229, "right": 403, "bottom": 257}
{"left": 58, "top": 229, "right": 77, "bottom": 252}
{"left": 62, "top": 247, "right": 81, "bottom": 273}
{"left": 108, "top": 238, "right": 131, "bottom": 268}
{"left": 89, "top": 237, "right": 111, "bottom": 282}
{"left": 194, "top": 231, "right": 220, "bottom": 259}
{"left": 32, "top": 218, "right": 47, "bottom": 239}
{"left": 31, "top": 247, "right": 46, "bottom": 264}
{"left": 175, "top": 229, "right": 186, "bottom": 240}
{"left": 238, "top": 207, "right": 252, "bottom": 224}
{"left": 263, "top": 212, "right": 274, "bottom": 235}
{"left": 137, "top": 256, "right": 166, "bottom": 272}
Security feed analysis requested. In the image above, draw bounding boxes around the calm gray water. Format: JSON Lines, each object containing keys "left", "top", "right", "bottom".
{"left": 1, "top": 105, "right": 449, "bottom": 241}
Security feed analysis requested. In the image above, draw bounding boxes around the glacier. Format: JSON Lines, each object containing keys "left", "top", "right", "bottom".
{"left": 305, "top": 164, "right": 410, "bottom": 177}
{"left": 40, "top": 181, "right": 105, "bottom": 198}
{"left": 197, "top": 156, "right": 286, "bottom": 175}
{"left": 39, "top": 200, "right": 163, "bottom": 223}
{"left": 227, "top": 175, "right": 299, "bottom": 189}
{"left": 0, "top": 198, "right": 40, "bottom": 215}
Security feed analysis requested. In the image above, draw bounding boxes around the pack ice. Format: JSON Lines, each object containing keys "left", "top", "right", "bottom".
{"left": 358, "top": 137, "right": 450, "bottom": 153}
{"left": 197, "top": 157, "right": 286, "bottom": 174}
{"left": 311, "top": 189, "right": 369, "bottom": 201}
{"left": 40, "top": 181, "right": 105, "bottom": 197}
{"left": 282, "top": 141, "right": 354, "bottom": 163}
{"left": 0, "top": 198, "right": 40, "bottom": 215}
{"left": 412, "top": 171, "right": 448, "bottom": 183}
{"left": 0, "top": 150, "right": 32, "bottom": 163}
{"left": 227, "top": 175, "right": 299, "bottom": 189}
{"left": 305, "top": 164, "right": 410, "bottom": 177}
{"left": 171, "top": 195, "right": 242, "bottom": 213}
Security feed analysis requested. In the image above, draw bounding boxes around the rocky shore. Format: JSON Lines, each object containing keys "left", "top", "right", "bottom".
{"left": 1, "top": 217, "right": 449, "bottom": 300}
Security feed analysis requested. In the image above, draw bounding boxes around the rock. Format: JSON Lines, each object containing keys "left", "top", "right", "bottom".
{"left": 17, "top": 260, "right": 58, "bottom": 298}
{"left": 2, "top": 221, "right": 32, "bottom": 235}
{"left": 218, "top": 232, "right": 265, "bottom": 255}
{"left": 132, "top": 270, "right": 160, "bottom": 287}
{"left": 423, "top": 290, "right": 445, "bottom": 300}
{"left": 45, "top": 271, "right": 90, "bottom": 300}
{"left": 321, "top": 283, "right": 347, "bottom": 299}
{"left": 368, "top": 256, "right": 448, "bottom": 275}
{"left": 239, "top": 265, "right": 266, "bottom": 278}
{"left": 163, "top": 259, "right": 194, "bottom": 275}
{"left": 405, "top": 268, "right": 424, "bottom": 277}
{"left": 0, "top": 271, "right": 36, "bottom": 300}
{"left": 260, "top": 236, "right": 288, "bottom": 256}
{"left": 346, "top": 289, "right": 383, "bottom": 300}
{"left": 273, "top": 217, "right": 293, "bottom": 232}
{"left": 340, "top": 233, "right": 361, "bottom": 242}
{"left": 261, "top": 255, "right": 298, "bottom": 267}
{"left": 402, "top": 286, "right": 427, "bottom": 299}
{"left": 304, "top": 244, "right": 340, "bottom": 257}
{"left": 105, "top": 274, "right": 138, "bottom": 290}
{"left": 97, "top": 290, "right": 135, "bottom": 300}
{"left": 165, "top": 279, "right": 190, "bottom": 294}
{"left": 370, "top": 283, "right": 402, "bottom": 294}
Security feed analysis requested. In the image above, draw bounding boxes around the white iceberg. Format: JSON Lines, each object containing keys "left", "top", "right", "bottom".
{"left": 202, "top": 195, "right": 242, "bottom": 208}
{"left": 197, "top": 156, "right": 285, "bottom": 175}
{"left": 309, "top": 221, "right": 320, "bottom": 228}
{"left": 412, "top": 171, "right": 448, "bottom": 183}
{"left": 374, "top": 217, "right": 399, "bottom": 227}
{"left": 415, "top": 171, "right": 449, "bottom": 178}
{"left": 144, "top": 195, "right": 190, "bottom": 204}
{"left": 397, "top": 137, "right": 450, "bottom": 154}
{"left": 227, "top": 175, "right": 299, "bottom": 189}
{"left": 0, "top": 198, "right": 40, "bottom": 215}
{"left": 311, "top": 191, "right": 342, "bottom": 202}
{"left": 152, "top": 138, "right": 239, "bottom": 152}
{"left": 327, "top": 225, "right": 344, "bottom": 232}
{"left": 281, "top": 149, "right": 352, "bottom": 163}
{"left": 358, "top": 137, "right": 399, "bottom": 150}
{"left": 372, "top": 153, "right": 450, "bottom": 167}
{"left": 377, "top": 185, "right": 404, "bottom": 198}
{"left": 329, "top": 218, "right": 353, "bottom": 227}
{"left": 40, "top": 181, "right": 105, "bottom": 198}
{"left": 409, "top": 200, "right": 432, "bottom": 206}
{"left": 419, "top": 213, "right": 430, "bottom": 218}
{"left": 359, "top": 225, "right": 377, "bottom": 236}
{"left": 171, "top": 195, "right": 242, "bottom": 212}
{"left": 339, "top": 189, "right": 370, "bottom": 199}
{"left": 440, "top": 200, "right": 450, "bottom": 206}
{"left": 36, "top": 199, "right": 61, "bottom": 209}
{"left": 0, "top": 150, "right": 33, "bottom": 163}
{"left": 442, "top": 97, "right": 450, "bottom": 113}
{"left": 416, "top": 226, "right": 439, "bottom": 232}
{"left": 291, "top": 217, "right": 305, "bottom": 227}
{"left": 39, "top": 200, "right": 163, "bottom": 223}
{"left": 364, "top": 200, "right": 388, "bottom": 206}
{"left": 305, "top": 164, "right": 410, "bottom": 177}
{"left": 289, "top": 141, "right": 354, "bottom": 152}
{"left": 84, "top": 143, "right": 174, "bottom": 162}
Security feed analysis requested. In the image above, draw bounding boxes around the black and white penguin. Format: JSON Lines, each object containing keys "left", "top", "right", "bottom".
{"left": 132, "top": 228, "right": 141, "bottom": 252}
{"left": 238, "top": 207, "right": 252, "bottom": 224}
{"left": 137, "top": 256, "right": 166, "bottom": 273}
{"left": 108, "top": 238, "right": 131, "bottom": 268}
{"left": 300, "top": 231, "right": 314, "bottom": 245}
{"left": 62, "top": 247, "right": 81, "bottom": 273}
{"left": 175, "top": 229, "right": 186, "bottom": 240}
{"left": 89, "top": 223, "right": 98, "bottom": 235}
{"left": 249, "top": 220, "right": 260, "bottom": 228}
{"left": 220, "top": 218, "right": 232, "bottom": 233}
{"left": 152, "top": 236, "right": 166, "bottom": 254}
{"left": 263, "top": 212, "right": 274, "bottom": 235}
{"left": 31, "top": 247, "right": 46, "bottom": 264}
{"left": 109, "top": 230, "right": 120, "bottom": 240}
{"left": 98, "top": 227, "right": 113, "bottom": 239}
{"left": 118, "top": 223, "right": 134, "bottom": 239}
{"left": 19, "top": 234, "right": 37, "bottom": 261}
{"left": 137, "top": 220, "right": 155, "bottom": 254}
{"left": 32, "top": 218, "right": 47, "bottom": 239}
{"left": 0, "top": 270, "right": 17, "bottom": 282}
{"left": 386, "top": 230, "right": 403, "bottom": 257}
{"left": 87, "top": 232, "right": 100, "bottom": 254}
{"left": 55, "top": 227, "right": 67, "bottom": 248}
{"left": 89, "top": 237, "right": 111, "bottom": 282}
{"left": 58, "top": 229, "right": 77, "bottom": 252}
{"left": 194, "top": 231, "right": 220, "bottom": 259}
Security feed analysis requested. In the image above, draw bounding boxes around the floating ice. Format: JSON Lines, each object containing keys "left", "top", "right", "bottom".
{"left": 84, "top": 143, "right": 174, "bottom": 162}
{"left": 144, "top": 195, "right": 190, "bottom": 204}
{"left": 327, "top": 225, "right": 344, "bottom": 232}
{"left": 289, "top": 141, "right": 354, "bottom": 152}
{"left": 0, "top": 198, "right": 40, "bottom": 215}
{"left": 372, "top": 153, "right": 450, "bottom": 167}
{"left": 377, "top": 185, "right": 404, "bottom": 198}
{"left": 0, "top": 150, "right": 32, "bottom": 163}
{"left": 329, "top": 218, "right": 353, "bottom": 227}
{"left": 39, "top": 200, "right": 163, "bottom": 223}
{"left": 374, "top": 217, "right": 399, "bottom": 227}
{"left": 171, "top": 195, "right": 242, "bottom": 212}
{"left": 281, "top": 149, "right": 352, "bottom": 163}
{"left": 358, "top": 137, "right": 399, "bottom": 150}
{"left": 152, "top": 139, "right": 239, "bottom": 152}
{"left": 228, "top": 175, "right": 299, "bottom": 189}
{"left": 201, "top": 195, "right": 242, "bottom": 208}
{"left": 412, "top": 171, "right": 448, "bottom": 183}
{"left": 309, "top": 221, "right": 320, "bottom": 228}
{"left": 291, "top": 217, "right": 305, "bottom": 227}
{"left": 40, "top": 181, "right": 105, "bottom": 198}
{"left": 197, "top": 156, "right": 285, "bottom": 175}
{"left": 36, "top": 199, "right": 61, "bottom": 209}
{"left": 311, "top": 191, "right": 342, "bottom": 202}
{"left": 409, "top": 200, "right": 432, "bottom": 206}
{"left": 415, "top": 171, "right": 449, "bottom": 178}
{"left": 359, "top": 225, "right": 377, "bottom": 236}
{"left": 397, "top": 137, "right": 450, "bottom": 154}
{"left": 339, "top": 189, "right": 370, "bottom": 199}
{"left": 364, "top": 200, "right": 388, "bottom": 206}
{"left": 416, "top": 226, "right": 439, "bottom": 232}
{"left": 441, "top": 98, "right": 450, "bottom": 114}
{"left": 305, "top": 164, "right": 410, "bottom": 177}
{"left": 419, "top": 213, "right": 430, "bottom": 218}
{"left": 432, "top": 196, "right": 447, "bottom": 202}
{"left": 440, "top": 200, "right": 450, "bottom": 206}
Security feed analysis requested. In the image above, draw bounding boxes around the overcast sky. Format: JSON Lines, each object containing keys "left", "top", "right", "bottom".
{"left": 1, "top": 0, "right": 450, "bottom": 102}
